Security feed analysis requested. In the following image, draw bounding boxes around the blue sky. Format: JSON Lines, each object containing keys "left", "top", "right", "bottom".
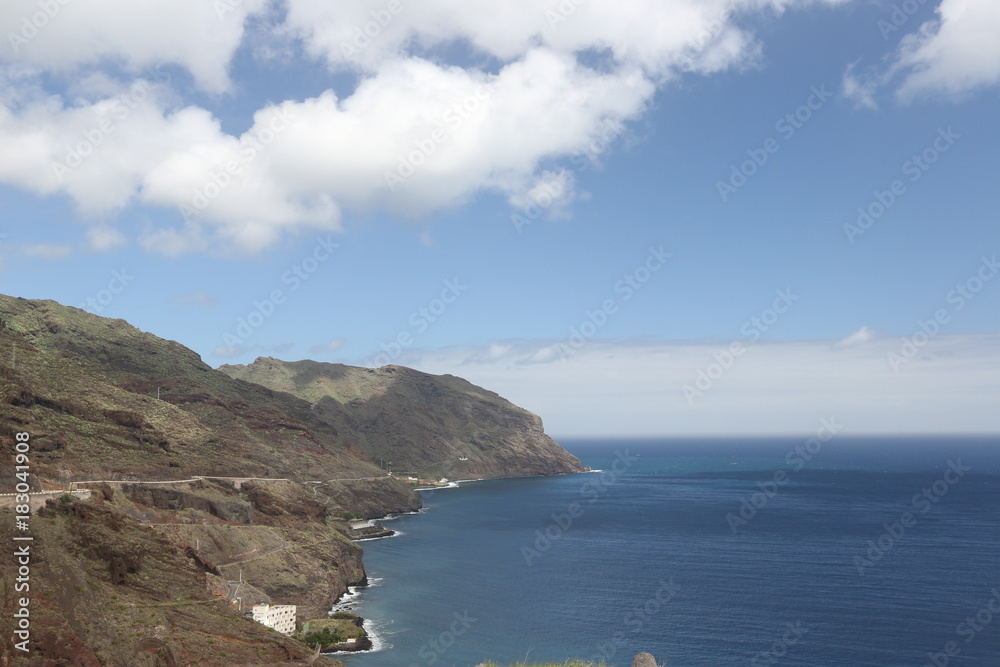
{"left": 2, "top": 0, "right": 998, "bottom": 436}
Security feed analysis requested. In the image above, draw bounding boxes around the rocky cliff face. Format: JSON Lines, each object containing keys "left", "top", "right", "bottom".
{"left": 0, "top": 295, "right": 401, "bottom": 488}
{"left": 0, "top": 293, "right": 578, "bottom": 665}
{"left": 0, "top": 496, "right": 346, "bottom": 667}
{"left": 0, "top": 294, "right": 417, "bottom": 665}
{"left": 219, "top": 358, "right": 583, "bottom": 480}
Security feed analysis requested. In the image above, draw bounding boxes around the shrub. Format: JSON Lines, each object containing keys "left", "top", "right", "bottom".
{"left": 302, "top": 628, "right": 342, "bottom": 648}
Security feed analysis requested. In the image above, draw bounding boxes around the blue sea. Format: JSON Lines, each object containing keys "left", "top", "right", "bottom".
{"left": 338, "top": 437, "right": 1000, "bottom": 666}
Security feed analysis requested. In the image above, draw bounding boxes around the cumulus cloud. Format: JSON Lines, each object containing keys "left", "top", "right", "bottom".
{"left": 893, "top": 0, "right": 1000, "bottom": 100}
{"left": 844, "top": 0, "right": 1000, "bottom": 105}
{"left": 0, "top": 0, "right": 853, "bottom": 255}
{"left": 285, "top": 0, "right": 760, "bottom": 75}
{"left": 370, "top": 334, "right": 1000, "bottom": 436}
{"left": 0, "top": 0, "right": 267, "bottom": 92}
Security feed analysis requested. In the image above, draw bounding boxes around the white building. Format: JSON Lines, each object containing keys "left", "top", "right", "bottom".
{"left": 252, "top": 603, "right": 296, "bottom": 636}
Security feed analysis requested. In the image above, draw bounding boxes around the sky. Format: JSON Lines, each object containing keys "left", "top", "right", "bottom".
{"left": 1, "top": 0, "right": 998, "bottom": 437}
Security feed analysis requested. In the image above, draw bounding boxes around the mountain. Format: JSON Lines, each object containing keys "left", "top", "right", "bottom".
{"left": 218, "top": 358, "right": 583, "bottom": 480}
{"left": 0, "top": 293, "right": 580, "bottom": 665}
{"left": 0, "top": 294, "right": 424, "bottom": 665}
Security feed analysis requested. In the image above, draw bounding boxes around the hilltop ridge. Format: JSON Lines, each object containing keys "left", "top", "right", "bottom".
{"left": 220, "top": 357, "right": 583, "bottom": 481}
{"left": 0, "top": 293, "right": 581, "bottom": 665}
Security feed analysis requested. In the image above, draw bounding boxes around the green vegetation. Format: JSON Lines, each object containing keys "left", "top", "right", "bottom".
{"left": 302, "top": 628, "right": 343, "bottom": 648}
{"left": 300, "top": 612, "right": 366, "bottom": 649}
{"left": 219, "top": 358, "right": 583, "bottom": 480}
{"left": 330, "top": 611, "right": 356, "bottom": 620}
{"left": 0, "top": 292, "right": 580, "bottom": 666}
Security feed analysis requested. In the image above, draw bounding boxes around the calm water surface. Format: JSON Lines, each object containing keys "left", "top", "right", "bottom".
{"left": 339, "top": 436, "right": 1000, "bottom": 666}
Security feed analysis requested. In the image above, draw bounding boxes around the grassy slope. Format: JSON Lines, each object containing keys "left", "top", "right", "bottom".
{"left": 0, "top": 499, "right": 345, "bottom": 666}
{"left": 220, "top": 358, "right": 583, "bottom": 480}
{"left": 0, "top": 294, "right": 593, "bottom": 665}
{"left": 0, "top": 295, "right": 424, "bottom": 665}
{"left": 0, "top": 295, "right": 391, "bottom": 483}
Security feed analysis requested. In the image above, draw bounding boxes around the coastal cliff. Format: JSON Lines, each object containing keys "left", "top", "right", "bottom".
{"left": 0, "top": 293, "right": 578, "bottom": 665}
{"left": 219, "top": 358, "right": 583, "bottom": 480}
{"left": 0, "top": 294, "right": 422, "bottom": 664}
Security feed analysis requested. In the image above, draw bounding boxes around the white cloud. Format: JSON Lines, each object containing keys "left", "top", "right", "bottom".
{"left": 846, "top": 0, "right": 1000, "bottom": 105}
{"left": 508, "top": 169, "right": 578, "bottom": 221}
{"left": 283, "top": 0, "right": 848, "bottom": 77}
{"left": 0, "top": 0, "right": 268, "bottom": 92}
{"left": 0, "top": 0, "right": 853, "bottom": 254}
{"left": 368, "top": 334, "right": 1000, "bottom": 436}
{"left": 84, "top": 225, "right": 127, "bottom": 251}
{"left": 835, "top": 325, "right": 880, "bottom": 348}
{"left": 893, "top": 0, "right": 1000, "bottom": 100}
{"left": 842, "top": 60, "right": 879, "bottom": 110}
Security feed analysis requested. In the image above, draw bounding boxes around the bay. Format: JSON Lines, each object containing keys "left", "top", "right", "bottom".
{"left": 340, "top": 436, "right": 1000, "bottom": 666}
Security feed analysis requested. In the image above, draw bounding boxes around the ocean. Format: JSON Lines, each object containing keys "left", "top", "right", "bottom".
{"left": 337, "top": 436, "right": 1000, "bottom": 666}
